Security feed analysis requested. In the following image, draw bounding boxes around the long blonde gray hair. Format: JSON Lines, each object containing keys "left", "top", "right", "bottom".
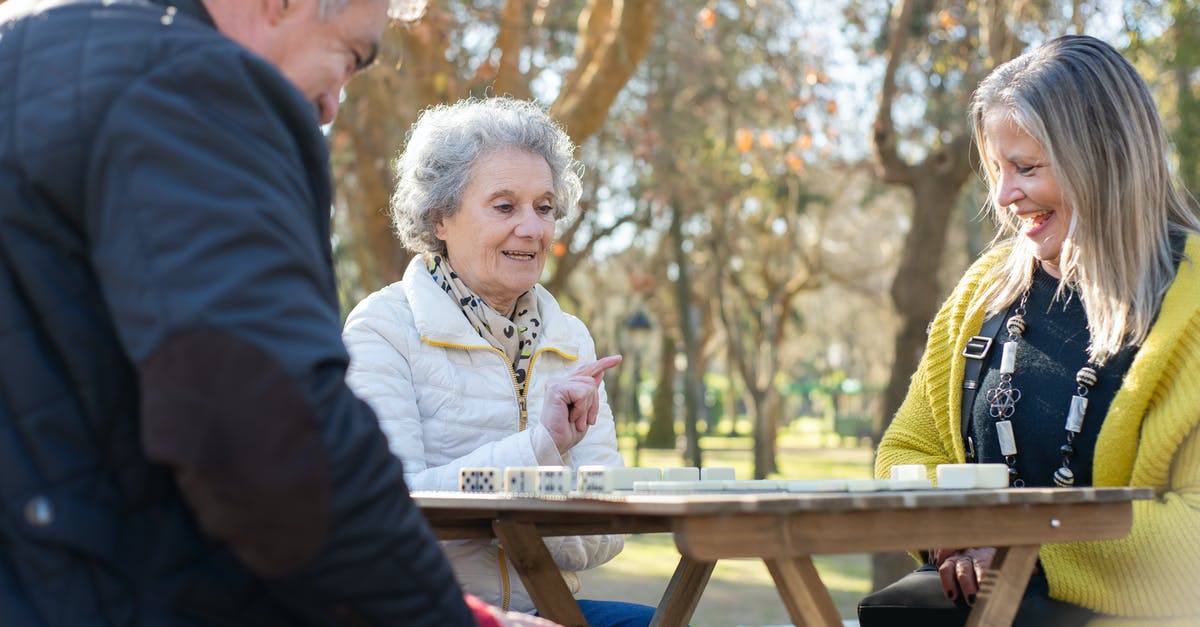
{"left": 970, "top": 35, "right": 1200, "bottom": 364}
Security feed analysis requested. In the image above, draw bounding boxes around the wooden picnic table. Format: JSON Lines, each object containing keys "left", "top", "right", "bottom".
{"left": 413, "top": 486, "right": 1152, "bottom": 627}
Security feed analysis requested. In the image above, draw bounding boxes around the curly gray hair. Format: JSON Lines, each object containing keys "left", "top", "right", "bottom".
{"left": 390, "top": 97, "right": 583, "bottom": 255}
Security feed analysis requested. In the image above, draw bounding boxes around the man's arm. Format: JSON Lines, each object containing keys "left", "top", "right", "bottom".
{"left": 86, "top": 45, "right": 472, "bottom": 625}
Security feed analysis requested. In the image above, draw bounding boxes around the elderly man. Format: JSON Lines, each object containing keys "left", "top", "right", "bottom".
{"left": 0, "top": 1, "right": 560, "bottom": 625}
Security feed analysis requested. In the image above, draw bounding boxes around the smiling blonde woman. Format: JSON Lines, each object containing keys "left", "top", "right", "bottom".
{"left": 870, "top": 35, "right": 1200, "bottom": 626}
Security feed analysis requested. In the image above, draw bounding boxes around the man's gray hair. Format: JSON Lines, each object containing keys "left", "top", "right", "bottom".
{"left": 316, "top": 0, "right": 426, "bottom": 20}
{"left": 315, "top": 0, "right": 348, "bottom": 19}
{"left": 391, "top": 97, "right": 583, "bottom": 255}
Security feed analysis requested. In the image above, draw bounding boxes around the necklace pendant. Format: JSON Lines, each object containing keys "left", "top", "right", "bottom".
{"left": 1054, "top": 466, "right": 1076, "bottom": 487}
{"left": 1000, "top": 341, "right": 1018, "bottom": 374}
{"left": 1066, "top": 395, "right": 1088, "bottom": 433}
{"left": 996, "top": 419, "right": 1017, "bottom": 456}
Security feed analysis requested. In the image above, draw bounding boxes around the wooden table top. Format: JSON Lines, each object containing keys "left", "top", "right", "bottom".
{"left": 413, "top": 487, "right": 1154, "bottom": 627}
{"left": 413, "top": 486, "right": 1154, "bottom": 515}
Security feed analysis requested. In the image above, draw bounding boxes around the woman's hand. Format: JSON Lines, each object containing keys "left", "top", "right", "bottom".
{"left": 539, "top": 355, "right": 621, "bottom": 454}
{"left": 466, "top": 593, "right": 562, "bottom": 627}
{"left": 933, "top": 546, "right": 996, "bottom": 606}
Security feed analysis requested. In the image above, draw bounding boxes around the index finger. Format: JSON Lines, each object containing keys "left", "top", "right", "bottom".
{"left": 573, "top": 354, "right": 622, "bottom": 380}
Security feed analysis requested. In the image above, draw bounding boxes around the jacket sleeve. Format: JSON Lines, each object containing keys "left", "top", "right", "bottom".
{"left": 342, "top": 292, "right": 564, "bottom": 491}
{"left": 85, "top": 48, "right": 472, "bottom": 625}
{"left": 541, "top": 325, "right": 624, "bottom": 573}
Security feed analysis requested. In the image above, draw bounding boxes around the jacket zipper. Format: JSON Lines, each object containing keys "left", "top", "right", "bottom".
{"left": 497, "top": 547, "right": 511, "bottom": 610}
{"left": 421, "top": 338, "right": 576, "bottom": 609}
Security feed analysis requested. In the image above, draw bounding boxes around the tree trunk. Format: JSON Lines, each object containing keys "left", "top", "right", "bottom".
{"left": 669, "top": 204, "right": 703, "bottom": 467}
{"left": 1172, "top": 0, "right": 1200, "bottom": 193}
{"left": 725, "top": 350, "right": 740, "bottom": 436}
{"left": 645, "top": 332, "right": 677, "bottom": 449}
{"left": 868, "top": 0, "right": 1024, "bottom": 596}
{"left": 876, "top": 180, "right": 961, "bottom": 438}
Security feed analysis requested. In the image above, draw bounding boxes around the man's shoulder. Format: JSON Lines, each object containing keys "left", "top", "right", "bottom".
{"left": 2, "top": 0, "right": 261, "bottom": 128}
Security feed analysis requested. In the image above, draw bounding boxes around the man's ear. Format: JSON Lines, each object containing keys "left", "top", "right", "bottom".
{"left": 264, "top": 0, "right": 294, "bottom": 25}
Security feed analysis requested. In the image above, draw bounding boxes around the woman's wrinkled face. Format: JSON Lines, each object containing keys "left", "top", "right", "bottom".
{"left": 435, "top": 149, "right": 557, "bottom": 313}
{"left": 983, "top": 112, "right": 1072, "bottom": 278}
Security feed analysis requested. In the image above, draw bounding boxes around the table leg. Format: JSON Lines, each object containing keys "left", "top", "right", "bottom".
{"left": 492, "top": 519, "right": 587, "bottom": 627}
{"left": 649, "top": 556, "right": 715, "bottom": 627}
{"left": 764, "top": 556, "right": 842, "bottom": 627}
{"left": 966, "top": 544, "right": 1041, "bottom": 627}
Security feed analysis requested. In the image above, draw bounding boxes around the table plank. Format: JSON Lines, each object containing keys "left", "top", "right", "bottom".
{"left": 649, "top": 557, "right": 715, "bottom": 627}
{"left": 492, "top": 519, "right": 587, "bottom": 627}
{"left": 764, "top": 556, "right": 842, "bottom": 627}
{"left": 673, "top": 500, "right": 1133, "bottom": 559}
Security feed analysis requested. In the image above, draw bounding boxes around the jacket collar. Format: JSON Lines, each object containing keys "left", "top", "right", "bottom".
{"left": 152, "top": 0, "right": 215, "bottom": 27}
{"left": 400, "top": 256, "right": 581, "bottom": 357}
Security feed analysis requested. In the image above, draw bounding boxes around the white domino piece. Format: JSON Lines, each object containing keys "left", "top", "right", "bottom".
{"left": 784, "top": 479, "right": 848, "bottom": 493}
{"left": 890, "top": 464, "right": 928, "bottom": 481}
{"left": 504, "top": 467, "right": 538, "bottom": 493}
{"left": 884, "top": 478, "right": 934, "bottom": 491}
{"left": 607, "top": 467, "right": 663, "bottom": 490}
{"left": 459, "top": 467, "right": 499, "bottom": 493}
{"left": 975, "top": 464, "right": 1011, "bottom": 489}
{"left": 845, "top": 479, "right": 889, "bottom": 492}
{"left": 936, "top": 463, "right": 1010, "bottom": 489}
{"left": 700, "top": 467, "right": 736, "bottom": 481}
{"left": 633, "top": 480, "right": 720, "bottom": 493}
{"left": 535, "top": 466, "right": 573, "bottom": 495}
{"left": 664, "top": 467, "right": 700, "bottom": 482}
{"left": 721, "top": 479, "right": 783, "bottom": 492}
{"left": 575, "top": 465, "right": 611, "bottom": 492}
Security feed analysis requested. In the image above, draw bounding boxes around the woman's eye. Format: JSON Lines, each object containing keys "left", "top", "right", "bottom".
{"left": 494, "top": 203, "right": 514, "bottom": 213}
{"left": 537, "top": 204, "right": 555, "bottom": 215}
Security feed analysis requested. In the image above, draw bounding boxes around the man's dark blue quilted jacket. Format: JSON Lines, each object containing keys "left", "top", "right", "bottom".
{"left": 0, "top": 1, "right": 471, "bottom": 624}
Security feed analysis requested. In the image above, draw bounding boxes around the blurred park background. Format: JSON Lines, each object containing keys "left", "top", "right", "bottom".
{"left": 327, "top": 0, "right": 1200, "bottom": 623}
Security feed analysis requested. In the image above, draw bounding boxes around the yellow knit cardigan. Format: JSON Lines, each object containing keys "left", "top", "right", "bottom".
{"left": 876, "top": 235, "right": 1200, "bottom": 625}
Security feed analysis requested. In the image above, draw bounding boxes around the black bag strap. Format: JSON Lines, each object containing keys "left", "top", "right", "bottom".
{"left": 960, "top": 312, "right": 1005, "bottom": 462}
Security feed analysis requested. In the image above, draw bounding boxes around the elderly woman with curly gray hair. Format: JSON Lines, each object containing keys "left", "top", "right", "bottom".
{"left": 343, "top": 97, "right": 654, "bottom": 627}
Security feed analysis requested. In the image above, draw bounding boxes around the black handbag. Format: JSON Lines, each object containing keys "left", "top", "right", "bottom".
{"left": 856, "top": 562, "right": 970, "bottom": 627}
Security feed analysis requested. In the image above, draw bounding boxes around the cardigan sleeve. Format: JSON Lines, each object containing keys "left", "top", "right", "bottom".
{"left": 1042, "top": 423, "right": 1200, "bottom": 619}
{"left": 875, "top": 352, "right": 956, "bottom": 479}
{"left": 1041, "top": 306, "right": 1200, "bottom": 620}
{"left": 875, "top": 248, "right": 1005, "bottom": 480}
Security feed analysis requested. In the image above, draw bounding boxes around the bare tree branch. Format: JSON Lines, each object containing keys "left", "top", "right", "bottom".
{"left": 552, "top": 0, "right": 661, "bottom": 144}
{"left": 873, "top": 0, "right": 918, "bottom": 185}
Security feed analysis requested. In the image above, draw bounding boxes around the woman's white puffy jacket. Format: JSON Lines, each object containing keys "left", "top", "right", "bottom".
{"left": 343, "top": 256, "right": 625, "bottom": 612}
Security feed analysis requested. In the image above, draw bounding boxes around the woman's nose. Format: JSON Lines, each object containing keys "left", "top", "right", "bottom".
{"left": 995, "top": 172, "right": 1024, "bottom": 207}
{"left": 514, "top": 208, "right": 544, "bottom": 237}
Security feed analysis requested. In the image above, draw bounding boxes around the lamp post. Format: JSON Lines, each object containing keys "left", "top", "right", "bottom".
{"left": 623, "top": 310, "right": 653, "bottom": 466}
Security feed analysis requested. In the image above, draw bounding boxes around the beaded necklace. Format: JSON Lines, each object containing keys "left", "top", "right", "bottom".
{"left": 984, "top": 291, "right": 1100, "bottom": 488}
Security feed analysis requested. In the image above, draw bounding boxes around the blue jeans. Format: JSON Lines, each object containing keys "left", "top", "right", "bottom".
{"left": 536, "top": 600, "right": 657, "bottom": 627}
